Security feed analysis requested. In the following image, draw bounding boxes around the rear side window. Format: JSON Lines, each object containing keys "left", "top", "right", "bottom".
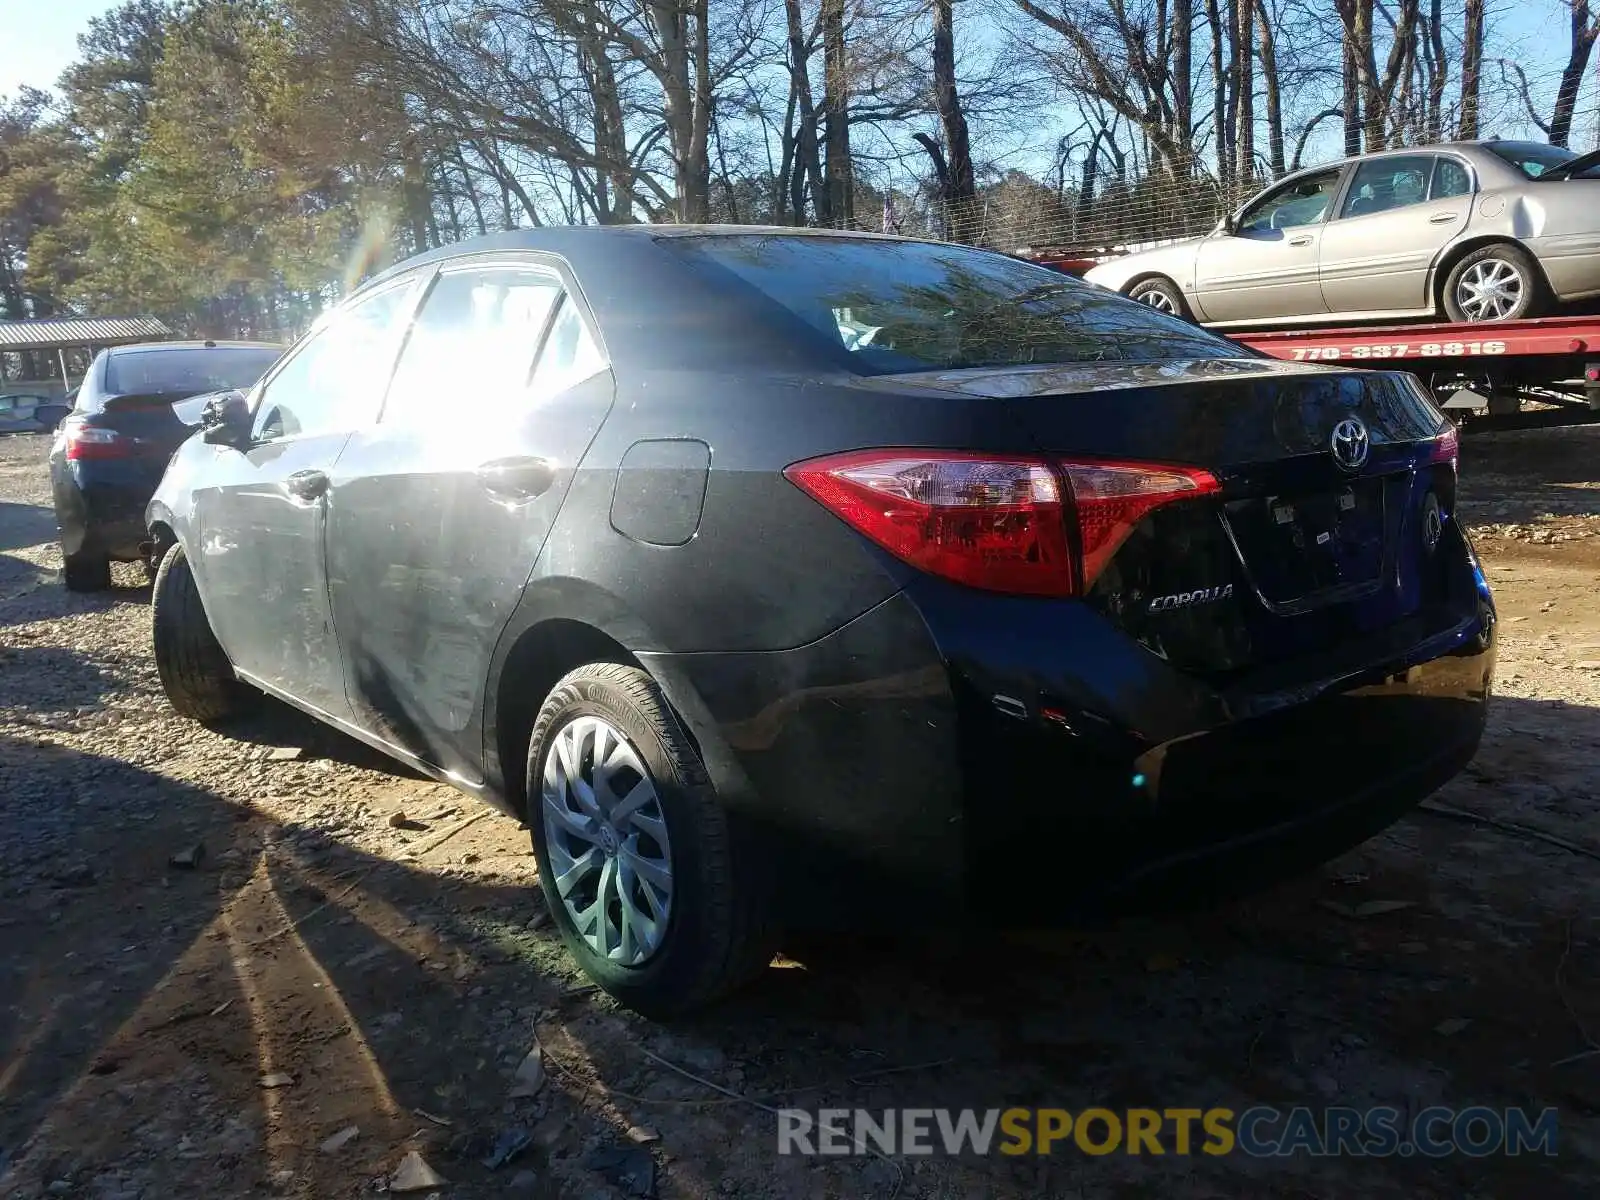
{"left": 670, "top": 235, "right": 1237, "bottom": 373}
{"left": 105, "top": 345, "right": 281, "bottom": 397}
{"left": 530, "top": 297, "right": 605, "bottom": 397}
{"left": 1430, "top": 158, "right": 1473, "bottom": 199}
{"left": 381, "top": 267, "right": 561, "bottom": 425}
{"left": 253, "top": 281, "right": 416, "bottom": 441}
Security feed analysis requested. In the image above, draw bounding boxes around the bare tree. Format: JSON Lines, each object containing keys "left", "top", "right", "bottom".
{"left": 918, "top": 0, "right": 977, "bottom": 239}
{"left": 1459, "top": 0, "right": 1484, "bottom": 138}
{"left": 1550, "top": 0, "right": 1600, "bottom": 147}
{"left": 821, "top": 0, "right": 853, "bottom": 223}
{"left": 1255, "top": 0, "right": 1285, "bottom": 177}
{"left": 1232, "top": 0, "right": 1256, "bottom": 182}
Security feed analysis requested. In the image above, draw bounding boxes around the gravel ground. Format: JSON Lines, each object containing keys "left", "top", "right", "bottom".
{"left": 1, "top": 427, "right": 1598, "bottom": 1200}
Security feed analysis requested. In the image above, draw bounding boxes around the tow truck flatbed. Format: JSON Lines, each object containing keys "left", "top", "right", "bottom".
{"left": 1229, "top": 316, "right": 1600, "bottom": 432}
{"left": 1023, "top": 254, "right": 1600, "bottom": 432}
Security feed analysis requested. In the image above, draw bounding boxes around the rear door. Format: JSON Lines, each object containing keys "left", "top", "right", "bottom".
{"left": 1319, "top": 154, "right": 1474, "bottom": 315}
{"left": 1193, "top": 168, "right": 1344, "bottom": 323}
{"left": 191, "top": 279, "right": 421, "bottom": 718}
{"left": 325, "top": 259, "right": 614, "bottom": 778}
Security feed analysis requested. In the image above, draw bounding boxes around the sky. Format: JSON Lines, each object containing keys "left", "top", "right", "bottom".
{"left": 0, "top": 0, "right": 1585, "bottom": 160}
{"left": 0, "top": 0, "right": 112, "bottom": 100}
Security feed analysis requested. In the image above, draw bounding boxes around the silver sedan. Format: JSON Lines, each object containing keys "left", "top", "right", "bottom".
{"left": 1083, "top": 140, "right": 1600, "bottom": 328}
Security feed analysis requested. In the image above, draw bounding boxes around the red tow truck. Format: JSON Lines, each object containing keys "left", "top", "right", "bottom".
{"left": 1027, "top": 252, "right": 1600, "bottom": 434}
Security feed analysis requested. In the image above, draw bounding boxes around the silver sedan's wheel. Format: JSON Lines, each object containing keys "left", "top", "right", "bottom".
{"left": 542, "top": 714, "right": 674, "bottom": 966}
{"left": 1127, "top": 276, "right": 1190, "bottom": 320}
{"left": 1136, "top": 288, "right": 1178, "bottom": 314}
{"left": 1443, "top": 244, "right": 1545, "bottom": 324}
{"left": 1454, "top": 257, "right": 1525, "bottom": 322}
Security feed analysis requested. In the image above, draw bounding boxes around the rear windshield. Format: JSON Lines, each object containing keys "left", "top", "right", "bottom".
{"left": 104, "top": 345, "right": 282, "bottom": 397}
{"left": 1484, "top": 141, "right": 1580, "bottom": 179}
{"left": 670, "top": 234, "right": 1239, "bottom": 373}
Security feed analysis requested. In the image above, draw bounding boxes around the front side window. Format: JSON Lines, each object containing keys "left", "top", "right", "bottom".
{"left": 253, "top": 281, "right": 418, "bottom": 441}
{"left": 671, "top": 235, "right": 1238, "bottom": 373}
{"left": 1238, "top": 170, "right": 1342, "bottom": 234}
{"left": 381, "top": 267, "right": 561, "bottom": 425}
{"left": 1340, "top": 155, "right": 1434, "bottom": 218}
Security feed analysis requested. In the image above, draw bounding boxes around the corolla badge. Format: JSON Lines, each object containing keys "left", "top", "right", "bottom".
{"left": 1149, "top": 584, "right": 1234, "bottom": 612}
{"left": 1330, "top": 417, "right": 1370, "bottom": 472}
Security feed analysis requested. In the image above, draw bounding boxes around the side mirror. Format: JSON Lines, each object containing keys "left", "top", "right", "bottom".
{"left": 1218, "top": 214, "right": 1238, "bottom": 236}
{"left": 201, "top": 390, "right": 251, "bottom": 448}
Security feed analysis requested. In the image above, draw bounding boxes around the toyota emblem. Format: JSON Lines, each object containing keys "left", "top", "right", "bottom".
{"left": 1330, "top": 417, "right": 1370, "bottom": 472}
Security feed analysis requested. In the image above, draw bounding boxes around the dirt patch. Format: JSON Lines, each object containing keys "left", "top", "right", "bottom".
{"left": 1, "top": 428, "right": 1597, "bottom": 1199}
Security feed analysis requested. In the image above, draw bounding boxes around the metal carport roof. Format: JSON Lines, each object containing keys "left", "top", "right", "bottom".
{"left": 0, "top": 316, "right": 173, "bottom": 352}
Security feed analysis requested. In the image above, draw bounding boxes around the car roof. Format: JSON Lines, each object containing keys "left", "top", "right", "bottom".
{"left": 1298, "top": 138, "right": 1554, "bottom": 176}
{"left": 357, "top": 224, "right": 936, "bottom": 292}
{"left": 108, "top": 340, "right": 284, "bottom": 355}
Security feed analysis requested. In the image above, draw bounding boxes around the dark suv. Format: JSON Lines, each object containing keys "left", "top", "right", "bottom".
{"left": 49, "top": 340, "right": 281, "bottom": 590}
{"left": 145, "top": 228, "right": 1495, "bottom": 1015}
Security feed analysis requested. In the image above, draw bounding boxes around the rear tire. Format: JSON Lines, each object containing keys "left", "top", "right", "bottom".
{"left": 527, "top": 663, "right": 775, "bottom": 1018}
{"left": 151, "top": 542, "right": 251, "bottom": 722}
{"left": 1442, "top": 244, "right": 1547, "bottom": 323}
{"left": 1127, "top": 276, "right": 1192, "bottom": 321}
{"left": 62, "top": 549, "right": 111, "bottom": 593}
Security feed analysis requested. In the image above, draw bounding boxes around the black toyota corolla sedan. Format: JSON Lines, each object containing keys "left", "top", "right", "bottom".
{"left": 145, "top": 227, "right": 1494, "bottom": 1015}
{"left": 49, "top": 340, "right": 282, "bottom": 589}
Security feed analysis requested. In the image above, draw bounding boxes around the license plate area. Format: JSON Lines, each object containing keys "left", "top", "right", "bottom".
{"left": 1221, "top": 476, "right": 1390, "bottom": 607}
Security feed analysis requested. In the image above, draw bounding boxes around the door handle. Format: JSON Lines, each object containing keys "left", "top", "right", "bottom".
{"left": 1288, "top": 234, "right": 1314, "bottom": 246}
{"left": 476, "top": 456, "right": 556, "bottom": 501}
{"left": 285, "top": 469, "right": 330, "bottom": 501}
{"left": 1429, "top": 212, "right": 1460, "bottom": 224}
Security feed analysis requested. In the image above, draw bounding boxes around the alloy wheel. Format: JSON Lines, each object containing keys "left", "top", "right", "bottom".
{"left": 541, "top": 715, "right": 674, "bottom": 966}
{"left": 1455, "top": 258, "right": 1524, "bottom": 322}
{"left": 1135, "top": 288, "right": 1179, "bottom": 315}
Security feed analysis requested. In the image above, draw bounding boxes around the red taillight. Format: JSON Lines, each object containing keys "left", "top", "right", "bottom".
{"left": 1426, "top": 424, "right": 1459, "bottom": 467}
{"left": 63, "top": 424, "right": 132, "bottom": 461}
{"left": 1061, "top": 460, "right": 1221, "bottom": 585}
{"left": 783, "top": 450, "right": 1218, "bottom": 596}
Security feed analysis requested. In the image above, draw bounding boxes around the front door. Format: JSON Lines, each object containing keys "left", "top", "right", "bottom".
{"left": 192, "top": 279, "right": 420, "bottom": 719}
{"left": 325, "top": 260, "right": 614, "bottom": 778}
{"left": 1318, "top": 153, "right": 1474, "bottom": 315}
{"left": 1193, "top": 167, "right": 1345, "bottom": 324}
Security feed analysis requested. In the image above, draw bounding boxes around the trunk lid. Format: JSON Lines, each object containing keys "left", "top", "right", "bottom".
{"left": 77, "top": 390, "right": 207, "bottom": 457}
{"left": 890, "top": 358, "right": 1460, "bottom": 679}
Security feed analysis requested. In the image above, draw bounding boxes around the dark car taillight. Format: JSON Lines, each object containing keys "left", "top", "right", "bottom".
{"left": 1425, "top": 424, "right": 1459, "bottom": 467}
{"left": 63, "top": 423, "right": 134, "bottom": 461}
{"left": 784, "top": 449, "right": 1219, "bottom": 596}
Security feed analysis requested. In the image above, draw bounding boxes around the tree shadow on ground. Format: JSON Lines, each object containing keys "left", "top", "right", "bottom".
{"left": 3, "top": 661, "right": 1594, "bottom": 1199}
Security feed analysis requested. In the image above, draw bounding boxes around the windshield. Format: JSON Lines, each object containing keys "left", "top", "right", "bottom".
{"left": 1484, "top": 141, "right": 1579, "bottom": 179}
{"left": 104, "top": 345, "right": 282, "bottom": 397}
{"left": 671, "top": 235, "right": 1240, "bottom": 373}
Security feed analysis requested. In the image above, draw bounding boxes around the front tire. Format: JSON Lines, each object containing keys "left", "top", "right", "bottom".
{"left": 1443, "top": 244, "right": 1547, "bottom": 323}
{"left": 1127, "top": 276, "right": 1192, "bottom": 320}
{"left": 62, "top": 548, "right": 111, "bottom": 593}
{"left": 151, "top": 542, "right": 251, "bottom": 722}
{"left": 527, "top": 663, "right": 774, "bottom": 1017}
